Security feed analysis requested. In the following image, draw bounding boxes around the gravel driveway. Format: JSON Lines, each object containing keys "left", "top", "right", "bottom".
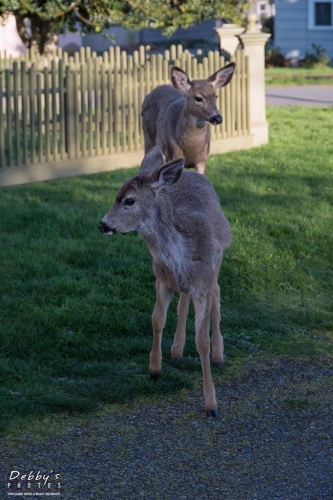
{"left": 2, "top": 356, "right": 332, "bottom": 500}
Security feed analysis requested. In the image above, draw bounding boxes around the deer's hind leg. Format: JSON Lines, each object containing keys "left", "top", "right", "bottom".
{"left": 149, "top": 279, "right": 173, "bottom": 381}
{"left": 211, "top": 281, "right": 224, "bottom": 368}
{"left": 193, "top": 295, "right": 218, "bottom": 416}
{"left": 171, "top": 292, "right": 190, "bottom": 361}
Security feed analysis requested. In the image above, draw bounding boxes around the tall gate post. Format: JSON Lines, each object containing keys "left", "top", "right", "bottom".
{"left": 237, "top": 13, "right": 271, "bottom": 147}
{"left": 215, "top": 24, "right": 244, "bottom": 56}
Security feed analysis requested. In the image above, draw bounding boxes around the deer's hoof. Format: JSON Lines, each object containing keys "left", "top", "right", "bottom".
{"left": 212, "top": 361, "right": 224, "bottom": 369}
{"left": 149, "top": 372, "right": 160, "bottom": 382}
{"left": 206, "top": 409, "right": 219, "bottom": 418}
{"left": 171, "top": 357, "right": 182, "bottom": 362}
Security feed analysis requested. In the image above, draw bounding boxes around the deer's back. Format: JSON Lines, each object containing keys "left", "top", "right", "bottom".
{"left": 142, "top": 85, "right": 184, "bottom": 140}
{"left": 142, "top": 85, "right": 184, "bottom": 118}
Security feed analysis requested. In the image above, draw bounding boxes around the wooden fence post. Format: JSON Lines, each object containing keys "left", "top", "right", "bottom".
{"left": 215, "top": 24, "right": 244, "bottom": 56}
{"left": 238, "top": 13, "right": 271, "bottom": 147}
{"left": 65, "top": 66, "right": 75, "bottom": 159}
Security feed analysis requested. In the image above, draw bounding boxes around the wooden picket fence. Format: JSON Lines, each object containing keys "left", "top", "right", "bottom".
{"left": 0, "top": 44, "right": 250, "bottom": 186}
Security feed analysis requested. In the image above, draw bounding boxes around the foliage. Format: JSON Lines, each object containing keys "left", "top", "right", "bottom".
{"left": 0, "top": 0, "right": 248, "bottom": 54}
{"left": 265, "top": 46, "right": 290, "bottom": 68}
{"left": 0, "top": 106, "right": 332, "bottom": 433}
{"left": 299, "top": 43, "right": 331, "bottom": 68}
{"left": 265, "top": 42, "right": 331, "bottom": 70}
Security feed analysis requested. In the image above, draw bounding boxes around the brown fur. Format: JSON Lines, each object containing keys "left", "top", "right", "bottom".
{"left": 142, "top": 63, "right": 236, "bottom": 175}
{"left": 99, "top": 146, "right": 232, "bottom": 416}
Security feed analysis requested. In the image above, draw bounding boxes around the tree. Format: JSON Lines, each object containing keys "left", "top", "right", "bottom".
{"left": 0, "top": 0, "right": 248, "bottom": 55}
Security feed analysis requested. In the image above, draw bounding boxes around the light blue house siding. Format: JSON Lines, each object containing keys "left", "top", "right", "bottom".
{"left": 275, "top": 0, "right": 333, "bottom": 62}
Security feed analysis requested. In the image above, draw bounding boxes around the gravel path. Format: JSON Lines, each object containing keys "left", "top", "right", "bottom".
{"left": 2, "top": 356, "right": 332, "bottom": 500}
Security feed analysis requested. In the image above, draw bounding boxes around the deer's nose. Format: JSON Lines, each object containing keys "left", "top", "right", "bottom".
{"left": 209, "top": 114, "right": 223, "bottom": 125}
{"left": 99, "top": 221, "right": 111, "bottom": 233}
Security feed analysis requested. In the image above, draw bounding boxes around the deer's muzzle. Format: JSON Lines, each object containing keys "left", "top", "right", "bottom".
{"left": 99, "top": 220, "right": 118, "bottom": 235}
{"left": 209, "top": 114, "right": 223, "bottom": 125}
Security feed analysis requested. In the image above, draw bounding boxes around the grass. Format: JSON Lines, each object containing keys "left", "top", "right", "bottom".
{"left": 0, "top": 106, "right": 332, "bottom": 435}
{"left": 266, "top": 66, "right": 333, "bottom": 85}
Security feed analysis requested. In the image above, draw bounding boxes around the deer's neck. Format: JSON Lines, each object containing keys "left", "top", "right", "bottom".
{"left": 138, "top": 196, "right": 187, "bottom": 281}
{"left": 180, "top": 107, "right": 208, "bottom": 131}
{"left": 139, "top": 198, "right": 174, "bottom": 254}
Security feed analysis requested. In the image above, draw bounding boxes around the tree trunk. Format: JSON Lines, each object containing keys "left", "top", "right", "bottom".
{"left": 14, "top": 13, "right": 58, "bottom": 55}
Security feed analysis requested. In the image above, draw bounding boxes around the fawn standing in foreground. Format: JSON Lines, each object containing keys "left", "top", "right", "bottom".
{"left": 141, "top": 63, "right": 236, "bottom": 175}
{"left": 99, "top": 146, "right": 232, "bottom": 416}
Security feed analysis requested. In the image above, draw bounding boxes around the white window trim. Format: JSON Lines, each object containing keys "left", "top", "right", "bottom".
{"left": 308, "top": 0, "right": 333, "bottom": 29}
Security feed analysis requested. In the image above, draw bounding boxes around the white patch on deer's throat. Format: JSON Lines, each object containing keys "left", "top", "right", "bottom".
{"left": 163, "top": 232, "right": 188, "bottom": 277}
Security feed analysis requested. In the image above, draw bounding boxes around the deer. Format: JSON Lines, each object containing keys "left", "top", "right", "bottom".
{"left": 99, "top": 146, "right": 232, "bottom": 417}
{"left": 141, "top": 62, "right": 236, "bottom": 175}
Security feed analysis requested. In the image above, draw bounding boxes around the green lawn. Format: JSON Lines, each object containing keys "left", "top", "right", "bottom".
{"left": 266, "top": 66, "right": 333, "bottom": 85}
{"left": 0, "top": 106, "right": 332, "bottom": 434}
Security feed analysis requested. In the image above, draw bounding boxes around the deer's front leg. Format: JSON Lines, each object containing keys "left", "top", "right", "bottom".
{"left": 195, "top": 160, "right": 207, "bottom": 175}
{"left": 149, "top": 280, "right": 173, "bottom": 381}
{"left": 171, "top": 292, "right": 190, "bottom": 361}
{"left": 193, "top": 295, "right": 218, "bottom": 417}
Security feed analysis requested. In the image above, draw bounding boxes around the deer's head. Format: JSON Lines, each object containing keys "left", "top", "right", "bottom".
{"left": 99, "top": 147, "right": 184, "bottom": 236}
{"left": 170, "top": 62, "right": 235, "bottom": 126}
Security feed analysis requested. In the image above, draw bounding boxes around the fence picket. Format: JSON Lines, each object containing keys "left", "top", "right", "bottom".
{"left": 107, "top": 67, "right": 113, "bottom": 154}
{"left": 36, "top": 73, "right": 43, "bottom": 163}
{"left": 87, "top": 59, "right": 93, "bottom": 157}
{"left": 127, "top": 56, "right": 134, "bottom": 152}
{"left": 73, "top": 70, "right": 80, "bottom": 158}
{"left": 80, "top": 63, "right": 87, "bottom": 157}
{"left": 58, "top": 60, "right": 66, "bottom": 160}
{"left": 21, "top": 62, "right": 28, "bottom": 164}
{"left": 44, "top": 67, "right": 51, "bottom": 162}
{"left": 101, "top": 63, "right": 107, "bottom": 155}
{"left": 29, "top": 67, "right": 36, "bottom": 164}
{"left": 94, "top": 58, "right": 100, "bottom": 156}
{"left": 13, "top": 62, "right": 20, "bottom": 165}
{"left": 51, "top": 60, "right": 57, "bottom": 160}
{"left": 121, "top": 52, "right": 127, "bottom": 152}
{"left": 5, "top": 70, "right": 13, "bottom": 167}
{"left": 0, "top": 75, "right": 5, "bottom": 168}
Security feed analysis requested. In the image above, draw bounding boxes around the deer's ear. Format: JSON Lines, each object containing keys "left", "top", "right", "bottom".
{"left": 140, "top": 145, "right": 164, "bottom": 175}
{"left": 171, "top": 66, "right": 191, "bottom": 92}
{"left": 151, "top": 158, "right": 184, "bottom": 189}
{"left": 207, "top": 62, "right": 236, "bottom": 89}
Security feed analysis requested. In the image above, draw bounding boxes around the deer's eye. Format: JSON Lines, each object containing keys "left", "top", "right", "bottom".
{"left": 195, "top": 96, "right": 203, "bottom": 103}
{"left": 124, "top": 197, "right": 135, "bottom": 207}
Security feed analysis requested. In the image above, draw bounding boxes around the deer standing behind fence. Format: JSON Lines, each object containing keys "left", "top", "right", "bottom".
{"left": 141, "top": 63, "right": 236, "bottom": 175}
{"left": 99, "top": 146, "right": 232, "bottom": 416}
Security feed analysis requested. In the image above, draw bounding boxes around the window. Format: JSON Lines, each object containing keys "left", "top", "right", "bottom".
{"left": 309, "top": 0, "right": 333, "bottom": 28}
{"left": 315, "top": 2, "right": 332, "bottom": 25}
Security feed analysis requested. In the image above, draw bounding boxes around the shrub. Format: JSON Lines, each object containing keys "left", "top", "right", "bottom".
{"left": 265, "top": 46, "right": 290, "bottom": 68}
{"left": 299, "top": 44, "right": 330, "bottom": 68}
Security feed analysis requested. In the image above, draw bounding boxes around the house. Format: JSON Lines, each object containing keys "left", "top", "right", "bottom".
{"left": 0, "top": 13, "right": 25, "bottom": 57}
{"left": 274, "top": 0, "right": 333, "bottom": 62}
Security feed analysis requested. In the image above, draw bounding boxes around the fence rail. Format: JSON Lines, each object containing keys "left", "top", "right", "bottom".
{"left": 0, "top": 44, "right": 250, "bottom": 184}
